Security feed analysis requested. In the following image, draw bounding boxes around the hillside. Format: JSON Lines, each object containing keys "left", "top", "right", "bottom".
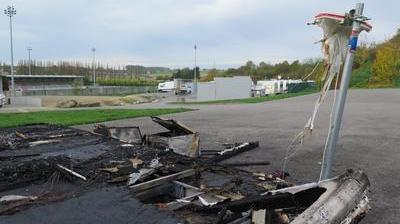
{"left": 351, "top": 29, "right": 400, "bottom": 88}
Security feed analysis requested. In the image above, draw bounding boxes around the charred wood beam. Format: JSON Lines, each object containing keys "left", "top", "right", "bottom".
{"left": 134, "top": 182, "right": 175, "bottom": 202}
{"left": 130, "top": 169, "right": 197, "bottom": 193}
{"left": 210, "top": 142, "right": 259, "bottom": 163}
{"left": 196, "top": 187, "right": 326, "bottom": 214}
{"left": 196, "top": 192, "right": 296, "bottom": 213}
{"left": 219, "top": 161, "right": 270, "bottom": 167}
{"left": 56, "top": 164, "right": 87, "bottom": 181}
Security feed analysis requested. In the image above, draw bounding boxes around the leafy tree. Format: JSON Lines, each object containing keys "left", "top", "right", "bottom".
{"left": 172, "top": 67, "right": 200, "bottom": 80}
{"left": 354, "top": 42, "right": 376, "bottom": 69}
{"left": 370, "top": 29, "right": 400, "bottom": 87}
{"left": 202, "top": 68, "right": 218, "bottom": 81}
{"left": 371, "top": 42, "right": 400, "bottom": 87}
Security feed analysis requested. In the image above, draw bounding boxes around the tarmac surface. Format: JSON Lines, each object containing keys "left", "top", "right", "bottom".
{"left": 76, "top": 89, "right": 400, "bottom": 224}
{"left": 1, "top": 187, "right": 181, "bottom": 224}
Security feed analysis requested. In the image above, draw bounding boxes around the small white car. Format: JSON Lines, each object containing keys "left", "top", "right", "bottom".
{"left": 0, "top": 92, "right": 6, "bottom": 108}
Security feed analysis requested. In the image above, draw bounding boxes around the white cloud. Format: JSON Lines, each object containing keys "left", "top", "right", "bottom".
{"left": 0, "top": 0, "right": 398, "bottom": 67}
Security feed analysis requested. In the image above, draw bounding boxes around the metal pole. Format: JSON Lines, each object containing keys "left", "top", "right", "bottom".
{"left": 92, "top": 48, "right": 96, "bottom": 86}
{"left": 194, "top": 44, "right": 197, "bottom": 94}
{"left": 4, "top": 6, "right": 16, "bottom": 96}
{"left": 9, "top": 15, "right": 14, "bottom": 95}
{"left": 320, "top": 3, "right": 364, "bottom": 180}
{"left": 27, "top": 47, "right": 32, "bottom": 75}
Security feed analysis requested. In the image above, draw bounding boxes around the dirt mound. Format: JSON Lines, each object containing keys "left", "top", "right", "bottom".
{"left": 56, "top": 100, "right": 78, "bottom": 108}
{"left": 42, "top": 95, "right": 155, "bottom": 108}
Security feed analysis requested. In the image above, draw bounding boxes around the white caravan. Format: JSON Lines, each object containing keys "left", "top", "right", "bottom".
{"left": 256, "top": 80, "right": 283, "bottom": 95}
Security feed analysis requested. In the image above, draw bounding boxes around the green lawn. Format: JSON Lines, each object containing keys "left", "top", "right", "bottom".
{"left": 172, "top": 88, "right": 318, "bottom": 105}
{"left": 0, "top": 108, "right": 192, "bottom": 128}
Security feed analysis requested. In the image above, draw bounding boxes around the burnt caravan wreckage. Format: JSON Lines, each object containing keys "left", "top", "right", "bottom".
{"left": 0, "top": 121, "right": 370, "bottom": 224}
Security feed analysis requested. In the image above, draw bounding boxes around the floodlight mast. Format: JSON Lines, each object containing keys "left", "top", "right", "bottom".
{"left": 4, "top": 6, "right": 16, "bottom": 96}
{"left": 319, "top": 3, "right": 367, "bottom": 180}
{"left": 193, "top": 44, "right": 197, "bottom": 95}
{"left": 92, "top": 48, "right": 96, "bottom": 86}
{"left": 27, "top": 47, "right": 32, "bottom": 76}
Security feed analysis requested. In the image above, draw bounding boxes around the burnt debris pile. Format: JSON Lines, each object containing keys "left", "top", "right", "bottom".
{"left": 0, "top": 120, "right": 369, "bottom": 224}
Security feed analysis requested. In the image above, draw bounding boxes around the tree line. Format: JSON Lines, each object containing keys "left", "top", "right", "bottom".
{"left": 202, "top": 59, "right": 325, "bottom": 84}
{"left": 0, "top": 60, "right": 166, "bottom": 85}
{"left": 172, "top": 67, "right": 200, "bottom": 80}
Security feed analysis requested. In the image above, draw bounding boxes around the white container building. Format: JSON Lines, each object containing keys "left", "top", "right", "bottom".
{"left": 197, "top": 76, "right": 252, "bottom": 101}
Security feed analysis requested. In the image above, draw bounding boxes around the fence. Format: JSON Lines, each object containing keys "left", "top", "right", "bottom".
{"left": 287, "top": 82, "right": 316, "bottom": 93}
{"left": 19, "top": 86, "right": 157, "bottom": 96}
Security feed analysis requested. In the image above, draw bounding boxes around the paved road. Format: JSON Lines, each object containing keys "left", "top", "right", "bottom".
{"left": 76, "top": 89, "right": 400, "bottom": 224}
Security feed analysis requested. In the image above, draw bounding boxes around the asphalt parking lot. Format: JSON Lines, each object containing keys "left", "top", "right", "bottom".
{"left": 76, "top": 89, "right": 400, "bottom": 224}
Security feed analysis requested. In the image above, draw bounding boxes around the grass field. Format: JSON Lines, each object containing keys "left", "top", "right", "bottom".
{"left": 0, "top": 108, "right": 192, "bottom": 128}
{"left": 172, "top": 88, "right": 318, "bottom": 105}
{"left": 350, "top": 62, "right": 372, "bottom": 88}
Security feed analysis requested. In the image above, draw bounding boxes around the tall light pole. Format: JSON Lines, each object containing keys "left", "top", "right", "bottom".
{"left": 193, "top": 44, "right": 197, "bottom": 95}
{"left": 319, "top": 3, "right": 368, "bottom": 180}
{"left": 91, "top": 48, "right": 96, "bottom": 86}
{"left": 27, "top": 47, "right": 32, "bottom": 76}
{"left": 4, "top": 6, "right": 16, "bottom": 96}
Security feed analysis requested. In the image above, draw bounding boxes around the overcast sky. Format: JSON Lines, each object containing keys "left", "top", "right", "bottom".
{"left": 0, "top": 0, "right": 398, "bottom": 68}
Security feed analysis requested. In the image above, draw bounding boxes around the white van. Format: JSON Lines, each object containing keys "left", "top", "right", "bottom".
{"left": 157, "top": 81, "right": 175, "bottom": 92}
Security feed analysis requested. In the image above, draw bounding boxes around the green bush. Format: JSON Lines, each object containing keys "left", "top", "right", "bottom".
{"left": 350, "top": 61, "right": 372, "bottom": 88}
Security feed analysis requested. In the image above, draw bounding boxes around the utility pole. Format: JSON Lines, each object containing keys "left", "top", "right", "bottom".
{"left": 4, "top": 6, "right": 16, "bottom": 96}
{"left": 27, "top": 47, "right": 32, "bottom": 75}
{"left": 320, "top": 3, "right": 367, "bottom": 180}
{"left": 92, "top": 48, "right": 96, "bottom": 86}
{"left": 193, "top": 44, "right": 197, "bottom": 95}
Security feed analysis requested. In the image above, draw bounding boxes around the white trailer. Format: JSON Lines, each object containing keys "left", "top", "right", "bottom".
{"left": 257, "top": 80, "right": 280, "bottom": 95}
{"left": 257, "top": 79, "right": 306, "bottom": 95}
{"left": 174, "top": 79, "right": 193, "bottom": 95}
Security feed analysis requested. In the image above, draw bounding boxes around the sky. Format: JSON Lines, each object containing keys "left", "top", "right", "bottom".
{"left": 0, "top": 0, "right": 398, "bottom": 69}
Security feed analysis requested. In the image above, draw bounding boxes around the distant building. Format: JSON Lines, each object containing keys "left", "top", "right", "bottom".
{"left": 197, "top": 76, "right": 252, "bottom": 101}
{"left": 0, "top": 75, "right": 84, "bottom": 95}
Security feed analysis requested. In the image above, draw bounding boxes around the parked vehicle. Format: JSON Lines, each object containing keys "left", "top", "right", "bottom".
{"left": 251, "top": 83, "right": 266, "bottom": 97}
{"left": 257, "top": 80, "right": 280, "bottom": 95}
{"left": 157, "top": 81, "right": 175, "bottom": 92}
{"left": 174, "top": 79, "right": 193, "bottom": 95}
{"left": 0, "top": 92, "right": 7, "bottom": 108}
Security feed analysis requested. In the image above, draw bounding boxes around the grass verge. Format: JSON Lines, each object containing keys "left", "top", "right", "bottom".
{"left": 0, "top": 108, "right": 193, "bottom": 128}
{"left": 350, "top": 61, "right": 372, "bottom": 88}
{"left": 172, "top": 88, "right": 318, "bottom": 105}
